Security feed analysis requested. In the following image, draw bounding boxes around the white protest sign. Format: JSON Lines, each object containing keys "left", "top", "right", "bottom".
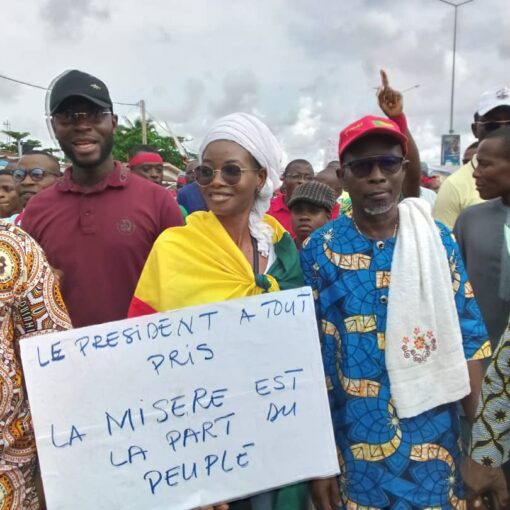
{"left": 21, "top": 287, "right": 339, "bottom": 510}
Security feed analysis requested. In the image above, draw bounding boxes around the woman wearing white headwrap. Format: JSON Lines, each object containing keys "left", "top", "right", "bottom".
{"left": 129, "top": 113, "right": 308, "bottom": 510}
{"left": 199, "top": 112, "right": 285, "bottom": 258}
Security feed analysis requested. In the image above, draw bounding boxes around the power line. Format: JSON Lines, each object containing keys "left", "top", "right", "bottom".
{"left": 0, "top": 73, "right": 48, "bottom": 91}
{"left": 146, "top": 110, "right": 191, "bottom": 158}
{"left": 0, "top": 72, "right": 139, "bottom": 107}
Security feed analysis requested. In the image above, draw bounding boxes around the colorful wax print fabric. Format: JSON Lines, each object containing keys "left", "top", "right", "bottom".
{"left": 301, "top": 215, "right": 490, "bottom": 509}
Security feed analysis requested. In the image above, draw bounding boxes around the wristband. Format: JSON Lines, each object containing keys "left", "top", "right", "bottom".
{"left": 391, "top": 113, "right": 408, "bottom": 134}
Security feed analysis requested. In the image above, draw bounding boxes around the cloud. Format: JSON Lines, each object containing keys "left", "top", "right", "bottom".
{"left": 290, "top": 97, "right": 322, "bottom": 139}
{"left": 40, "top": 0, "right": 110, "bottom": 39}
{"left": 1, "top": 0, "right": 508, "bottom": 168}
{"left": 0, "top": 75, "right": 22, "bottom": 103}
{"left": 153, "top": 78, "right": 206, "bottom": 124}
{"left": 210, "top": 70, "right": 260, "bottom": 117}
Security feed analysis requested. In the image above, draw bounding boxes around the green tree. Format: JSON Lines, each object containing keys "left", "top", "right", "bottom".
{"left": 1, "top": 130, "right": 29, "bottom": 153}
{"left": 0, "top": 131, "right": 44, "bottom": 154}
{"left": 113, "top": 118, "right": 189, "bottom": 169}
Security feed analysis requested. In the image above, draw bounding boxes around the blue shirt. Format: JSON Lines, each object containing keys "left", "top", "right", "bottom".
{"left": 301, "top": 215, "right": 490, "bottom": 509}
{"left": 177, "top": 182, "right": 208, "bottom": 214}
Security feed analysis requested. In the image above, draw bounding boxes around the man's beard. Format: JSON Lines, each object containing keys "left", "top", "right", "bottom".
{"left": 59, "top": 133, "right": 114, "bottom": 169}
{"left": 363, "top": 199, "right": 396, "bottom": 216}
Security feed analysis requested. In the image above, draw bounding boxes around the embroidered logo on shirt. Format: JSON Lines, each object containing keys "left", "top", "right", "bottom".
{"left": 496, "top": 87, "right": 510, "bottom": 100}
{"left": 117, "top": 219, "right": 136, "bottom": 235}
{"left": 402, "top": 327, "right": 437, "bottom": 363}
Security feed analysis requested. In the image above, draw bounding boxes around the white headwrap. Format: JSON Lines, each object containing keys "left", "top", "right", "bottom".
{"left": 199, "top": 112, "right": 283, "bottom": 257}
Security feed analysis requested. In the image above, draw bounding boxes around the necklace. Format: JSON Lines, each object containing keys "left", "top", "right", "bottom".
{"left": 352, "top": 217, "right": 399, "bottom": 240}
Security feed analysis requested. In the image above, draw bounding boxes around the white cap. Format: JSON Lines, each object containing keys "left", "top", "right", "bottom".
{"left": 477, "top": 87, "right": 510, "bottom": 116}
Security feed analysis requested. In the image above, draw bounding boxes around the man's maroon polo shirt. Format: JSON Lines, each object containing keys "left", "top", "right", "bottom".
{"left": 23, "top": 162, "right": 184, "bottom": 328}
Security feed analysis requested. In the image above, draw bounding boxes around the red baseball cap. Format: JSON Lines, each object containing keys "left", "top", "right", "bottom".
{"left": 338, "top": 115, "right": 408, "bottom": 162}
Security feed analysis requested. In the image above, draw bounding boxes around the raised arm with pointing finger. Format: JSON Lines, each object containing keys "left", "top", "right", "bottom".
{"left": 377, "top": 69, "right": 421, "bottom": 198}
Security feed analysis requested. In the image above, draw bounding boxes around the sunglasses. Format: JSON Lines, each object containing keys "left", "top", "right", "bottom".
{"left": 13, "top": 168, "right": 60, "bottom": 182}
{"left": 52, "top": 109, "right": 112, "bottom": 125}
{"left": 194, "top": 164, "right": 256, "bottom": 186}
{"left": 343, "top": 155, "right": 406, "bottom": 178}
{"left": 476, "top": 120, "right": 510, "bottom": 132}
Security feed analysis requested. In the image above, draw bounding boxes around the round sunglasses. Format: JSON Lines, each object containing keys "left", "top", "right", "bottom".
{"left": 194, "top": 164, "right": 257, "bottom": 186}
{"left": 343, "top": 155, "right": 406, "bottom": 179}
{"left": 13, "top": 168, "right": 60, "bottom": 182}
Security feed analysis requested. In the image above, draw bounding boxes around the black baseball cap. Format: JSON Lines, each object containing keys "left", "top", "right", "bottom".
{"left": 49, "top": 70, "right": 113, "bottom": 114}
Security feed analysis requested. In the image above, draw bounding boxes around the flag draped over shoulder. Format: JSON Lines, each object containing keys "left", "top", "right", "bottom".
{"left": 129, "top": 211, "right": 303, "bottom": 317}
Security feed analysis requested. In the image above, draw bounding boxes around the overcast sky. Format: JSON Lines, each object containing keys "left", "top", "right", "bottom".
{"left": 2, "top": 0, "right": 509, "bottom": 169}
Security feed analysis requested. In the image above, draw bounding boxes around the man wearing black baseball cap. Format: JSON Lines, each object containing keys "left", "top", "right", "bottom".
{"left": 23, "top": 70, "right": 183, "bottom": 328}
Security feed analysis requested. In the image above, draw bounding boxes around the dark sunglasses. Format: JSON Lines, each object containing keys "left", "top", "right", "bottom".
{"left": 343, "top": 155, "right": 406, "bottom": 178}
{"left": 476, "top": 120, "right": 510, "bottom": 132}
{"left": 13, "top": 168, "right": 60, "bottom": 182}
{"left": 52, "top": 109, "right": 112, "bottom": 125}
{"left": 194, "top": 164, "right": 255, "bottom": 186}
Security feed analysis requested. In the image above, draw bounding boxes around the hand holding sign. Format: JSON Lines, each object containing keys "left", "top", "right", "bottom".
{"left": 310, "top": 476, "right": 340, "bottom": 510}
{"left": 377, "top": 69, "right": 404, "bottom": 119}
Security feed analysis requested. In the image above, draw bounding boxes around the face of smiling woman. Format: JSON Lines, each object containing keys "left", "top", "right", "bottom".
{"left": 199, "top": 140, "right": 267, "bottom": 220}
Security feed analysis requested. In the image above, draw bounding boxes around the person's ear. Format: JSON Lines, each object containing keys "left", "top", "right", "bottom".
{"left": 337, "top": 166, "right": 348, "bottom": 192}
{"left": 471, "top": 122, "right": 479, "bottom": 139}
{"left": 112, "top": 114, "right": 118, "bottom": 132}
{"left": 257, "top": 167, "right": 267, "bottom": 190}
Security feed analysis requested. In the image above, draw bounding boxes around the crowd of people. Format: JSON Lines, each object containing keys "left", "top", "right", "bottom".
{"left": 0, "top": 66, "right": 509, "bottom": 510}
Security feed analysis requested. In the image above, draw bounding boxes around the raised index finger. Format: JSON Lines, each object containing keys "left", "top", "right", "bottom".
{"left": 380, "top": 69, "right": 389, "bottom": 89}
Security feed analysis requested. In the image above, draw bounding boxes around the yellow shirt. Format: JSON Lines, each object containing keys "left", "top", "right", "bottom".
{"left": 432, "top": 157, "right": 484, "bottom": 229}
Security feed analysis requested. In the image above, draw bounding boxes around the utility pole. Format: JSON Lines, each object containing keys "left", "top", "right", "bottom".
{"left": 139, "top": 100, "right": 147, "bottom": 144}
{"left": 439, "top": 0, "right": 474, "bottom": 134}
{"left": 2, "top": 121, "right": 10, "bottom": 144}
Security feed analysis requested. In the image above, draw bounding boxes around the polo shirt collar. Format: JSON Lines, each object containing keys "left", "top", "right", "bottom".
{"left": 57, "top": 161, "right": 129, "bottom": 194}
{"left": 273, "top": 193, "right": 289, "bottom": 212}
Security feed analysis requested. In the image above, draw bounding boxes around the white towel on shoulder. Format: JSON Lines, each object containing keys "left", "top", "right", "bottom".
{"left": 386, "top": 198, "right": 470, "bottom": 419}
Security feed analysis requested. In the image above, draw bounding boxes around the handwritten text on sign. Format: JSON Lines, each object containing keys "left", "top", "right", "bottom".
{"left": 21, "top": 287, "right": 339, "bottom": 510}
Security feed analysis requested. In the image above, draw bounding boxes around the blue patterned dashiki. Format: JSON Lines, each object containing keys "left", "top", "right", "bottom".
{"left": 301, "top": 214, "right": 491, "bottom": 510}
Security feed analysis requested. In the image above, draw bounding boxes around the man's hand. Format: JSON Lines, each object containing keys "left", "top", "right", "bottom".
{"left": 461, "top": 457, "right": 509, "bottom": 510}
{"left": 310, "top": 476, "right": 340, "bottom": 510}
{"left": 377, "top": 69, "right": 403, "bottom": 119}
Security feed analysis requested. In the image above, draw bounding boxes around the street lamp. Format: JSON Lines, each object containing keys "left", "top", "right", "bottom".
{"left": 439, "top": 0, "right": 474, "bottom": 134}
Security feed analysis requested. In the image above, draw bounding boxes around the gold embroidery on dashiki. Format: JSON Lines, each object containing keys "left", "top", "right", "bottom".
{"left": 376, "top": 271, "right": 391, "bottom": 289}
{"left": 350, "top": 403, "right": 402, "bottom": 461}
{"left": 344, "top": 315, "right": 377, "bottom": 333}
{"left": 323, "top": 246, "right": 371, "bottom": 270}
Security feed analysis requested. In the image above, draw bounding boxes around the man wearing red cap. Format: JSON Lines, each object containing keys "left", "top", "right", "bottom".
{"left": 302, "top": 115, "right": 490, "bottom": 509}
